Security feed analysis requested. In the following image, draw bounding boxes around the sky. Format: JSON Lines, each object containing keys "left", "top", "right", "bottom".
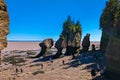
{"left": 5, "top": 0, "right": 107, "bottom": 41}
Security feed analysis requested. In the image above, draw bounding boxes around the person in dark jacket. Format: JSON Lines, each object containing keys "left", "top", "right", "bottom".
{"left": 16, "top": 68, "right": 19, "bottom": 73}
{"left": 91, "top": 69, "right": 96, "bottom": 79}
{"left": 62, "top": 60, "right": 65, "bottom": 65}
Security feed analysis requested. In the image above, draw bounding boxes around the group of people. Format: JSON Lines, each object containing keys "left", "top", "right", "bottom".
{"left": 91, "top": 64, "right": 105, "bottom": 80}
{"left": 36, "top": 57, "right": 66, "bottom": 70}
{"left": 16, "top": 67, "right": 23, "bottom": 74}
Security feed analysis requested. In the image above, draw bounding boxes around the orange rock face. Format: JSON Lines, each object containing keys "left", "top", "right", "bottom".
{"left": 0, "top": 0, "right": 9, "bottom": 64}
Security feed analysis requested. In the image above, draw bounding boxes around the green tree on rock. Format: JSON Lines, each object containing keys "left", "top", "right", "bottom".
{"left": 54, "top": 16, "right": 82, "bottom": 58}
{"left": 100, "top": 0, "right": 120, "bottom": 53}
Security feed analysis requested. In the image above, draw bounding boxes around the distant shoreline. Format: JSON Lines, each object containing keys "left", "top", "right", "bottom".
{"left": 7, "top": 40, "right": 42, "bottom": 42}
{"left": 2, "top": 41, "right": 100, "bottom": 52}
{"left": 7, "top": 40, "right": 100, "bottom": 42}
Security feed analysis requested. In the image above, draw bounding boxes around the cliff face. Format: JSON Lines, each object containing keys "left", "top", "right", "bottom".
{"left": 105, "top": 36, "right": 120, "bottom": 79}
{"left": 100, "top": 0, "right": 120, "bottom": 79}
{"left": 100, "top": 0, "right": 115, "bottom": 53}
{"left": 0, "top": 0, "right": 9, "bottom": 50}
{"left": 0, "top": 0, "right": 9, "bottom": 64}
{"left": 54, "top": 16, "right": 82, "bottom": 58}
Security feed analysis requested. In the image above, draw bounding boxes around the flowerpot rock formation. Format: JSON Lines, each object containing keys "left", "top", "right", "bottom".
{"left": 54, "top": 16, "right": 82, "bottom": 58}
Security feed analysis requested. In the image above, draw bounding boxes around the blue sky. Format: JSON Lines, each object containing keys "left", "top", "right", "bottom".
{"left": 5, "top": 0, "right": 106, "bottom": 41}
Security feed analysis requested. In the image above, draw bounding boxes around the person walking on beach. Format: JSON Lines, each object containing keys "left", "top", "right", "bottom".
{"left": 100, "top": 68, "right": 105, "bottom": 78}
{"left": 91, "top": 69, "right": 96, "bottom": 79}
{"left": 20, "top": 68, "right": 23, "bottom": 73}
{"left": 41, "top": 63, "right": 43, "bottom": 69}
{"left": 97, "top": 64, "right": 101, "bottom": 72}
{"left": 50, "top": 57, "right": 53, "bottom": 63}
{"left": 62, "top": 60, "right": 65, "bottom": 65}
{"left": 16, "top": 68, "right": 19, "bottom": 73}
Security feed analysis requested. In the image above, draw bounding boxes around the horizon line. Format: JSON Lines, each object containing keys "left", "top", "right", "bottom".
{"left": 7, "top": 40, "right": 100, "bottom": 42}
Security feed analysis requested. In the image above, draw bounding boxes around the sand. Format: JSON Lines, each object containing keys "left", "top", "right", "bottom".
{"left": 2, "top": 42, "right": 41, "bottom": 52}
{"left": 2, "top": 41, "right": 100, "bottom": 52}
{"left": 0, "top": 55, "right": 93, "bottom": 80}
{"left": 0, "top": 41, "right": 104, "bottom": 80}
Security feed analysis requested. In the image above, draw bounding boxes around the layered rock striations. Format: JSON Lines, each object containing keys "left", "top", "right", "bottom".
{"left": 32, "top": 38, "right": 54, "bottom": 58}
{"left": 0, "top": 0, "right": 9, "bottom": 50}
{"left": 100, "top": 0, "right": 120, "bottom": 79}
{"left": 0, "top": 0, "right": 9, "bottom": 64}
{"left": 54, "top": 16, "right": 82, "bottom": 58}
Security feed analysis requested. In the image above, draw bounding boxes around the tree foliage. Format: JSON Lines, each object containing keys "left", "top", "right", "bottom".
{"left": 100, "top": 0, "right": 120, "bottom": 36}
{"left": 100, "top": 0, "right": 120, "bottom": 52}
{"left": 61, "top": 16, "right": 82, "bottom": 39}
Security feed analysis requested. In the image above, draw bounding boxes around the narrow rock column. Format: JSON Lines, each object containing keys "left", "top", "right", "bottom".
{"left": 81, "top": 33, "right": 90, "bottom": 53}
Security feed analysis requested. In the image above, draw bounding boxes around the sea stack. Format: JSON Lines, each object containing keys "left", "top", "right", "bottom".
{"left": 0, "top": 0, "right": 9, "bottom": 64}
{"left": 54, "top": 16, "right": 82, "bottom": 58}
{"left": 31, "top": 38, "right": 54, "bottom": 58}
{"left": 81, "top": 33, "right": 90, "bottom": 53}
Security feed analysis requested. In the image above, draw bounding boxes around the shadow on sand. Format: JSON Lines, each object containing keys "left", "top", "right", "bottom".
{"left": 62, "top": 51, "right": 97, "bottom": 69}
{"left": 32, "top": 55, "right": 53, "bottom": 62}
{"left": 92, "top": 76, "right": 105, "bottom": 80}
{"left": 62, "top": 50, "right": 107, "bottom": 69}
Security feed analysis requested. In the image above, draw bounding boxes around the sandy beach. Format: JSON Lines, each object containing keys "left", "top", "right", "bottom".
{"left": 2, "top": 42, "right": 41, "bottom": 52}
{"left": 0, "top": 41, "right": 108, "bottom": 80}
{"left": 2, "top": 41, "right": 100, "bottom": 52}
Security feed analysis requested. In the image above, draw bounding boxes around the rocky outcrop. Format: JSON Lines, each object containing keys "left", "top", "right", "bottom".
{"left": 100, "top": 0, "right": 120, "bottom": 79}
{"left": 81, "top": 33, "right": 90, "bottom": 53}
{"left": 91, "top": 44, "right": 95, "bottom": 51}
{"left": 54, "top": 37, "right": 67, "bottom": 58}
{"left": 100, "top": 0, "right": 119, "bottom": 53}
{"left": 31, "top": 38, "right": 54, "bottom": 58}
{"left": 0, "top": 0, "right": 9, "bottom": 50}
{"left": 105, "top": 36, "right": 120, "bottom": 80}
{"left": 0, "top": 0, "right": 9, "bottom": 64}
{"left": 100, "top": 31, "right": 110, "bottom": 53}
{"left": 54, "top": 16, "right": 82, "bottom": 58}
